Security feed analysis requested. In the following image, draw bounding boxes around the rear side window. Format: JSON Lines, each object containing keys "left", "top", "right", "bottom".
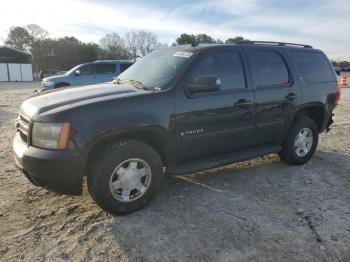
{"left": 120, "top": 63, "right": 133, "bottom": 73}
{"left": 251, "top": 50, "right": 289, "bottom": 86}
{"left": 291, "top": 51, "right": 335, "bottom": 83}
{"left": 190, "top": 50, "right": 246, "bottom": 91}
{"left": 96, "top": 64, "right": 116, "bottom": 74}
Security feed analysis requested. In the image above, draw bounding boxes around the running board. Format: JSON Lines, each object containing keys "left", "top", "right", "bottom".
{"left": 166, "top": 145, "right": 281, "bottom": 175}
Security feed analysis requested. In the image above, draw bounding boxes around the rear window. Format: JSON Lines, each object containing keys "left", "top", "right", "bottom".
{"left": 251, "top": 50, "right": 290, "bottom": 87}
{"left": 291, "top": 51, "right": 336, "bottom": 83}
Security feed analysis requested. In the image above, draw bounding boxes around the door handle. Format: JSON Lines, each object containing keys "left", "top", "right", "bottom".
{"left": 285, "top": 92, "right": 299, "bottom": 101}
{"left": 234, "top": 99, "right": 253, "bottom": 108}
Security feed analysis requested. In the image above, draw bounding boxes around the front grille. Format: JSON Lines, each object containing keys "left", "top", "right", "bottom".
{"left": 16, "top": 114, "right": 30, "bottom": 144}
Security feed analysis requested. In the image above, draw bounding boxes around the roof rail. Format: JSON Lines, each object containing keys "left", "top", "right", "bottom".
{"left": 237, "top": 40, "right": 312, "bottom": 48}
{"left": 94, "top": 59, "right": 133, "bottom": 63}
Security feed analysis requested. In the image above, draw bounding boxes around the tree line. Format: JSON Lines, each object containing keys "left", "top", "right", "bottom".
{"left": 4, "top": 25, "right": 166, "bottom": 73}
{"left": 332, "top": 60, "right": 350, "bottom": 68}
{"left": 175, "top": 34, "right": 350, "bottom": 68}
{"left": 175, "top": 34, "right": 246, "bottom": 45}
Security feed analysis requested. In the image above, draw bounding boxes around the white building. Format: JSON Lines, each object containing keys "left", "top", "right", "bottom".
{"left": 0, "top": 46, "right": 34, "bottom": 82}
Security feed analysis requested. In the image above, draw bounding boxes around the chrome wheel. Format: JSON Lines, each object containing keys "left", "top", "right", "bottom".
{"left": 294, "top": 128, "right": 313, "bottom": 157}
{"left": 109, "top": 158, "right": 152, "bottom": 202}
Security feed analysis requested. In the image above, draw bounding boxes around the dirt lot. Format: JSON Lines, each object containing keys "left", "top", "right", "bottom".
{"left": 0, "top": 79, "right": 350, "bottom": 262}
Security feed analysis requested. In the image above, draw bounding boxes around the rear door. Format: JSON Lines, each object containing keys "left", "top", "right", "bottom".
{"left": 95, "top": 63, "right": 117, "bottom": 83}
{"left": 175, "top": 47, "right": 256, "bottom": 161}
{"left": 245, "top": 47, "right": 299, "bottom": 145}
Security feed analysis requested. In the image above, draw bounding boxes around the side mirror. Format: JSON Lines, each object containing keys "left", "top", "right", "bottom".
{"left": 75, "top": 70, "right": 80, "bottom": 76}
{"left": 187, "top": 75, "right": 221, "bottom": 93}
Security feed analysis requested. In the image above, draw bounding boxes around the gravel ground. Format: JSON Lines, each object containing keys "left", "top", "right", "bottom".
{"left": 0, "top": 79, "right": 350, "bottom": 262}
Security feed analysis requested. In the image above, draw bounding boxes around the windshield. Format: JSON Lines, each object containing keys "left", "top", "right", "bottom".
{"left": 117, "top": 49, "right": 194, "bottom": 90}
{"left": 65, "top": 64, "right": 82, "bottom": 75}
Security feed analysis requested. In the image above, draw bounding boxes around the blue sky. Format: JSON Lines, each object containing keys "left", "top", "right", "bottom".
{"left": 0, "top": 0, "right": 349, "bottom": 60}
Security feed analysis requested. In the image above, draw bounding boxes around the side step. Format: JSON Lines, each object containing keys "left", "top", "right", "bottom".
{"left": 166, "top": 145, "right": 281, "bottom": 175}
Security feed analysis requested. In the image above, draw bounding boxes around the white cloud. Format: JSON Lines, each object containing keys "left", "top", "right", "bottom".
{"left": 191, "top": 0, "right": 258, "bottom": 15}
{"left": 0, "top": 0, "right": 349, "bottom": 60}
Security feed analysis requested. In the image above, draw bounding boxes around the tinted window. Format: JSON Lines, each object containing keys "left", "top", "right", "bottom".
{"left": 96, "top": 63, "right": 116, "bottom": 74}
{"left": 291, "top": 51, "right": 336, "bottom": 83}
{"left": 190, "top": 50, "right": 246, "bottom": 91}
{"left": 251, "top": 50, "right": 289, "bottom": 86}
{"left": 120, "top": 63, "right": 133, "bottom": 73}
{"left": 79, "top": 64, "right": 95, "bottom": 76}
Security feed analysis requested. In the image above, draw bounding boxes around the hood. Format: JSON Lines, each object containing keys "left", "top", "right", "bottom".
{"left": 43, "top": 74, "right": 68, "bottom": 82}
{"left": 21, "top": 82, "right": 147, "bottom": 119}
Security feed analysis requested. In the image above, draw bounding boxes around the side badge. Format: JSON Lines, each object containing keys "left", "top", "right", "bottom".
{"left": 181, "top": 128, "right": 204, "bottom": 137}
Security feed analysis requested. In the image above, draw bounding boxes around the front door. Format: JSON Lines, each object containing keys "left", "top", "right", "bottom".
{"left": 175, "top": 47, "right": 256, "bottom": 161}
{"left": 74, "top": 64, "right": 96, "bottom": 85}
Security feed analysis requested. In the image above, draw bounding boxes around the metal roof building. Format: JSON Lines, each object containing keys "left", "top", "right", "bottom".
{"left": 0, "top": 46, "right": 34, "bottom": 81}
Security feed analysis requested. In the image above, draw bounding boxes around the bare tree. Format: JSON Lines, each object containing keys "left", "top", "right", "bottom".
{"left": 136, "top": 31, "right": 161, "bottom": 57}
{"left": 25, "top": 24, "right": 49, "bottom": 73}
{"left": 26, "top": 24, "right": 49, "bottom": 40}
{"left": 99, "top": 33, "right": 131, "bottom": 59}
{"left": 5, "top": 26, "right": 32, "bottom": 51}
{"left": 125, "top": 30, "right": 164, "bottom": 59}
{"left": 125, "top": 31, "right": 138, "bottom": 59}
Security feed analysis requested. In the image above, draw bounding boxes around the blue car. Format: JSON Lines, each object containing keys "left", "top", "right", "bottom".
{"left": 40, "top": 60, "right": 133, "bottom": 91}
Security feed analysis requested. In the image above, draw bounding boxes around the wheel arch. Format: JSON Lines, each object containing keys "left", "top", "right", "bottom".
{"left": 293, "top": 103, "right": 326, "bottom": 132}
{"left": 54, "top": 82, "right": 70, "bottom": 88}
{"left": 85, "top": 127, "right": 173, "bottom": 170}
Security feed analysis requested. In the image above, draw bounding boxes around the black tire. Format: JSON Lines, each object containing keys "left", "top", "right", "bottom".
{"left": 54, "top": 83, "right": 69, "bottom": 89}
{"left": 279, "top": 116, "right": 319, "bottom": 165}
{"left": 87, "top": 140, "right": 163, "bottom": 215}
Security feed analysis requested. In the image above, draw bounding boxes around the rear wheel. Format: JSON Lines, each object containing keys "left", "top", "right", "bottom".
{"left": 279, "top": 116, "right": 318, "bottom": 165}
{"left": 87, "top": 140, "right": 163, "bottom": 215}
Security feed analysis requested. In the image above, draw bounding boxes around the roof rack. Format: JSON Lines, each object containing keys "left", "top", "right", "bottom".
{"left": 237, "top": 40, "right": 312, "bottom": 48}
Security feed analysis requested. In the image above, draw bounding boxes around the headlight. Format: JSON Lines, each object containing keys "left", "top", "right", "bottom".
{"left": 32, "top": 122, "right": 70, "bottom": 150}
{"left": 42, "top": 81, "right": 54, "bottom": 87}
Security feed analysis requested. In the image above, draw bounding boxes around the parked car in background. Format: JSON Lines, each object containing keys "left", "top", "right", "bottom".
{"left": 40, "top": 60, "right": 134, "bottom": 91}
{"left": 39, "top": 69, "right": 65, "bottom": 80}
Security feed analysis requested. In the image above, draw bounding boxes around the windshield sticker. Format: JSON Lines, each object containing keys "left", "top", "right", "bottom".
{"left": 173, "top": 51, "right": 193, "bottom": 58}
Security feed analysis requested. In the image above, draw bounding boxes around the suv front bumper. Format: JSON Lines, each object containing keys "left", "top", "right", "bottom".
{"left": 13, "top": 133, "right": 84, "bottom": 195}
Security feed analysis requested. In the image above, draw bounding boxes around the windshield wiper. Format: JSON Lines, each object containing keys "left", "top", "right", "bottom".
{"left": 115, "top": 78, "right": 144, "bottom": 89}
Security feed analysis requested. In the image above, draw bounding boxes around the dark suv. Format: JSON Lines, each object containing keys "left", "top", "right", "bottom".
{"left": 13, "top": 41, "right": 340, "bottom": 214}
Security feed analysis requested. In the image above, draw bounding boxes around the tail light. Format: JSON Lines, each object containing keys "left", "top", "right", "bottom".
{"left": 333, "top": 84, "right": 341, "bottom": 107}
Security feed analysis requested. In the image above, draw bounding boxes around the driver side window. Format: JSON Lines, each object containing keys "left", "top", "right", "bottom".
{"left": 189, "top": 50, "right": 246, "bottom": 91}
{"left": 79, "top": 64, "right": 95, "bottom": 76}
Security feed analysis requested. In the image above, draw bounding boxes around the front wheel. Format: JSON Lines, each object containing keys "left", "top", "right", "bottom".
{"left": 87, "top": 140, "right": 163, "bottom": 215}
{"left": 54, "top": 83, "right": 69, "bottom": 89}
{"left": 279, "top": 116, "right": 319, "bottom": 165}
